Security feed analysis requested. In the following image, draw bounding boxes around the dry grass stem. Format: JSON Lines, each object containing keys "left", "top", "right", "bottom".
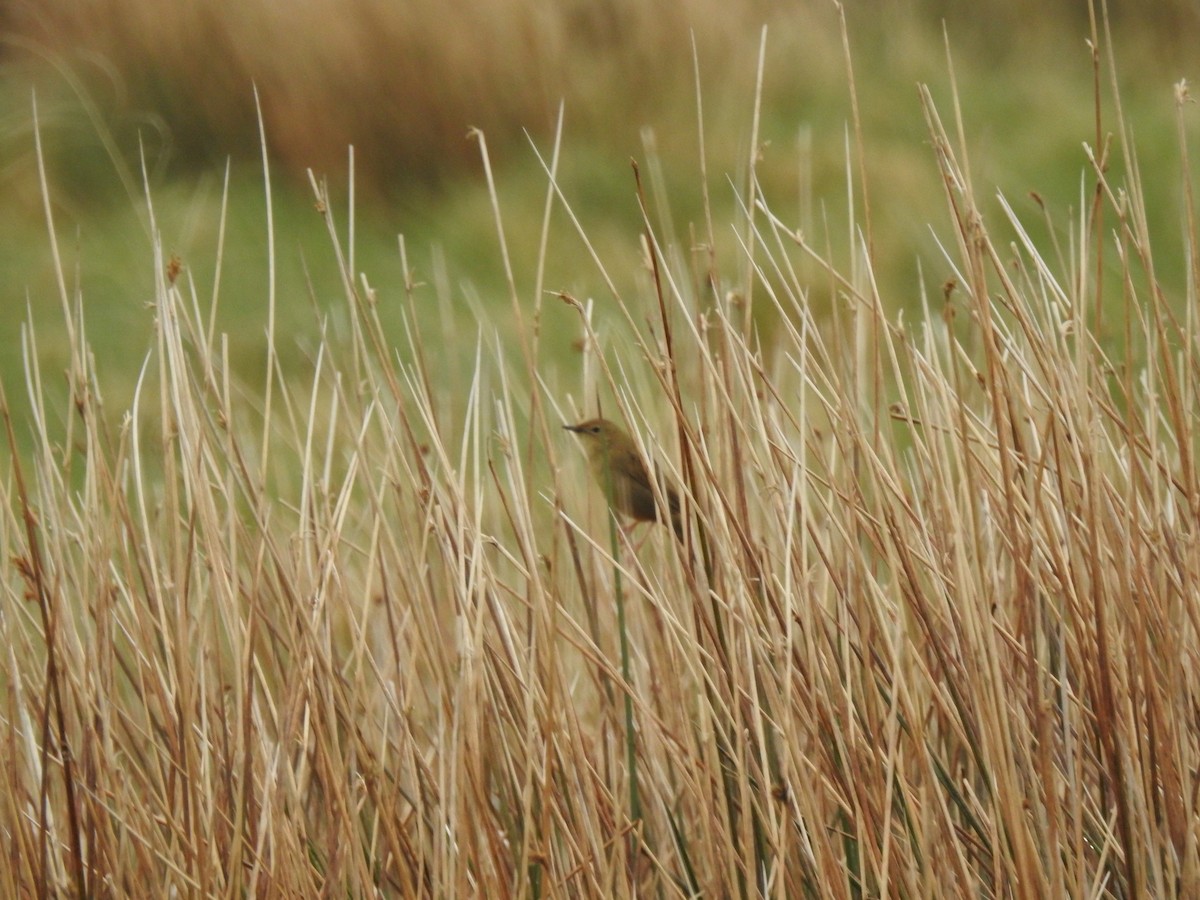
{"left": 2, "top": 30, "right": 1199, "bottom": 900}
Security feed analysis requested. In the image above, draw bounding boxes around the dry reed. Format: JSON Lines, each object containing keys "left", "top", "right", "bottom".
{"left": 2, "top": 22, "right": 1199, "bottom": 900}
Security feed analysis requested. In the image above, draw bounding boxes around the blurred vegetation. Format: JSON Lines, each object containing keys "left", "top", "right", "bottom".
{"left": 5, "top": 5, "right": 1200, "bottom": 895}
{"left": 0, "top": 0, "right": 1197, "bottom": 432}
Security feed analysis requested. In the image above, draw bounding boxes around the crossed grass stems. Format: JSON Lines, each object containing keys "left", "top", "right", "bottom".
{"left": 3, "top": 26, "right": 1200, "bottom": 899}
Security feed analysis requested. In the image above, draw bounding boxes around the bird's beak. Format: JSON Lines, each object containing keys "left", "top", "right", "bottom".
{"left": 563, "top": 423, "right": 582, "bottom": 433}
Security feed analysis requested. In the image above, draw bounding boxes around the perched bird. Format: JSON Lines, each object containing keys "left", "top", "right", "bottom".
{"left": 564, "top": 418, "right": 683, "bottom": 541}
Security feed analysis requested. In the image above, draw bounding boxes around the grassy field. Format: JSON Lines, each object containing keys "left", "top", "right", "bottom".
{"left": 3, "top": 2, "right": 1200, "bottom": 897}
{"left": 2, "top": 1, "right": 1194, "bottom": 417}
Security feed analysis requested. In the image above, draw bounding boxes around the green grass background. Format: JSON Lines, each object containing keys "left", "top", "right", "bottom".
{"left": 1, "top": 1, "right": 1195, "bottom": 434}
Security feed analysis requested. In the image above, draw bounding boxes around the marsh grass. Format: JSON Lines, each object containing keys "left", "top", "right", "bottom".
{"left": 2, "top": 0, "right": 781, "bottom": 186}
{"left": 3, "top": 20, "right": 1200, "bottom": 899}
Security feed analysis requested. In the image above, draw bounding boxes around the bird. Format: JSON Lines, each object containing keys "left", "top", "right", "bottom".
{"left": 564, "top": 417, "right": 684, "bottom": 542}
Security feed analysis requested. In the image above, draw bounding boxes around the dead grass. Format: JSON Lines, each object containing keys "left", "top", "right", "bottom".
{"left": 1, "top": 0, "right": 780, "bottom": 187}
{"left": 7, "top": 0, "right": 1195, "bottom": 193}
{"left": 2, "top": 19, "right": 1200, "bottom": 899}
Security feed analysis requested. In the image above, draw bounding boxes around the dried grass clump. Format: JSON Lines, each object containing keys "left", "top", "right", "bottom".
{"left": 2, "top": 32, "right": 1199, "bottom": 900}
{"left": 1, "top": 0, "right": 777, "bottom": 186}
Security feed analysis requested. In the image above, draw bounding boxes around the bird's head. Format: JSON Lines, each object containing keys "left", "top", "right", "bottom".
{"left": 563, "top": 418, "right": 633, "bottom": 466}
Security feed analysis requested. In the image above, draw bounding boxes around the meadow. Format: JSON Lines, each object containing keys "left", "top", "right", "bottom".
{"left": 2, "top": 1, "right": 1199, "bottom": 896}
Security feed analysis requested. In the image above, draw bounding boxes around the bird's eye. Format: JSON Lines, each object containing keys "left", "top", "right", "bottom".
{"left": 589, "top": 426, "right": 600, "bottom": 433}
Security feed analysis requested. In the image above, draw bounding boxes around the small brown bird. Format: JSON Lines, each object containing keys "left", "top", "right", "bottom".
{"left": 564, "top": 418, "right": 683, "bottom": 541}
